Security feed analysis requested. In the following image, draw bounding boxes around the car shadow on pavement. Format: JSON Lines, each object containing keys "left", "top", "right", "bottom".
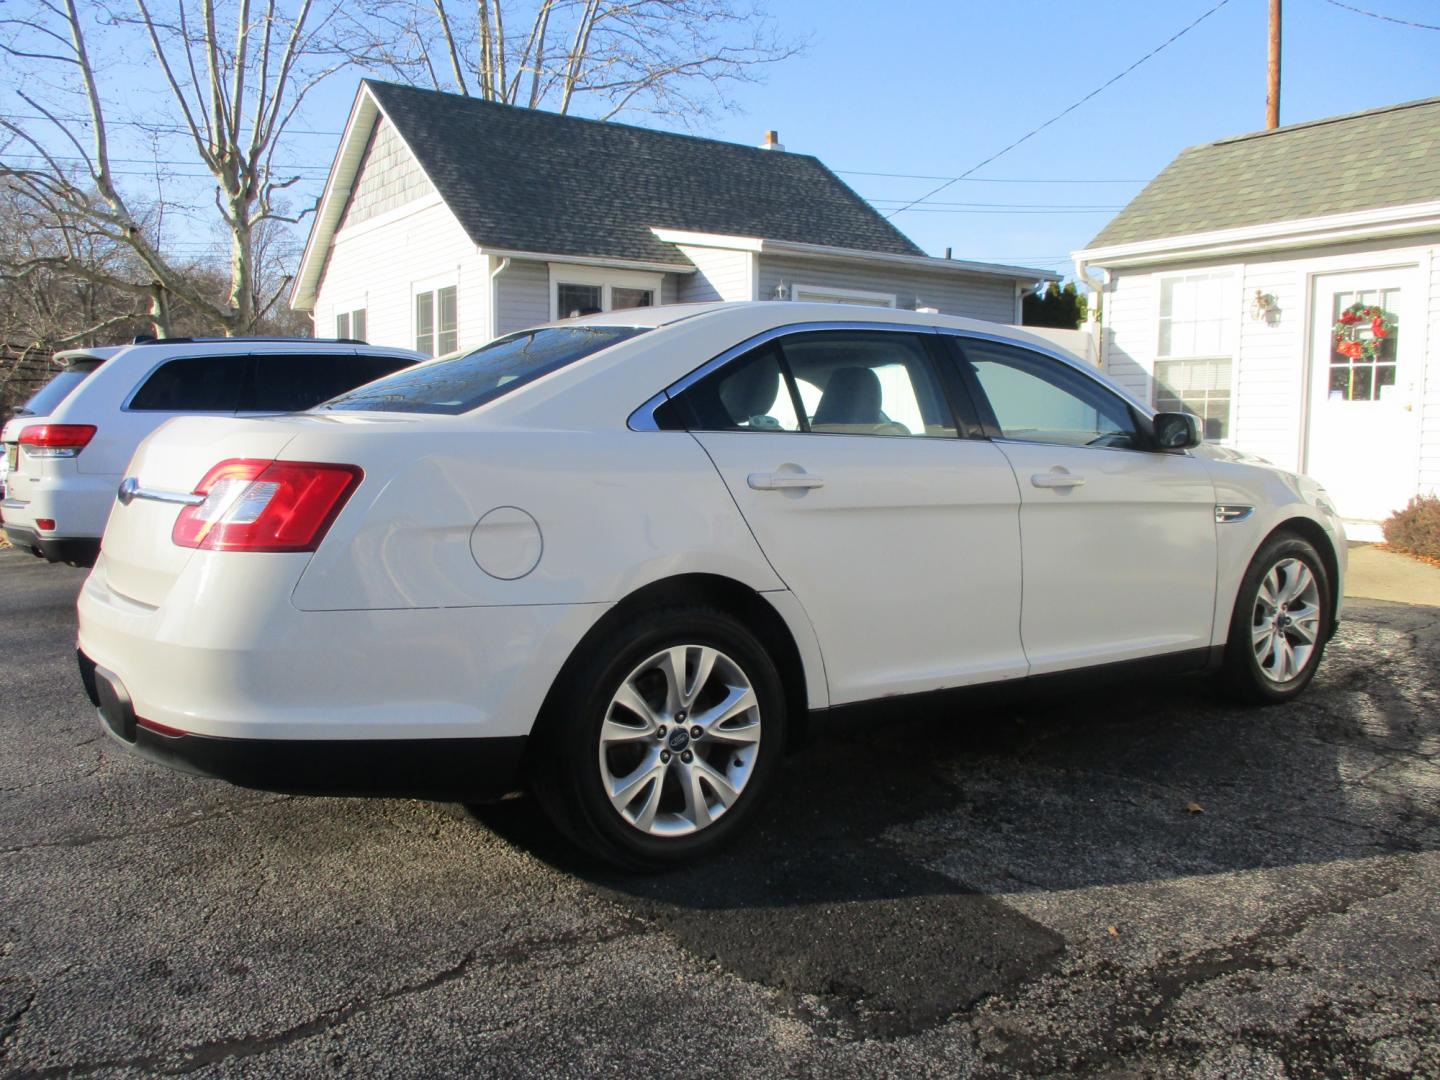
{"left": 471, "top": 606, "right": 1440, "bottom": 1036}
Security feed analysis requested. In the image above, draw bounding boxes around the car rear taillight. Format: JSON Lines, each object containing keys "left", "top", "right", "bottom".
{"left": 18, "top": 424, "right": 96, "bottom": 458}
{"left": 172, "top": 459, "right": 362, "bottom": 552}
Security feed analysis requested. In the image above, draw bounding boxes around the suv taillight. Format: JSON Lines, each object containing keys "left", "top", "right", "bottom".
{"left": 19, "top": 424, "right": 97, "bottom": 458}
{"left": 172, "top": 459, "right": 362, "bottom": 552}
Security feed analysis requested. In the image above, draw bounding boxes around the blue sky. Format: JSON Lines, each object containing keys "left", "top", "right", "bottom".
{"left": 11, "top": 0, "right": 1437, "bottom": 282}
{"left": 684, "top": 0, "right": 1440, "bottom": 278}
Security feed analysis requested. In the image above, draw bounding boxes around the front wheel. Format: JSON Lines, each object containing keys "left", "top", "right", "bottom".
{"left": 531, "top": 606, "right": 786, "bottom": 869}
{"left": 1224, "top": 534, "right": 1332, "bottom": 704}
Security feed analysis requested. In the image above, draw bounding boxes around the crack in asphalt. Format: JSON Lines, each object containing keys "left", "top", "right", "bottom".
{"left": 0, "top": 798, "right": 294, "bottom": 857}
{"left": 9, "top": 925, "right": 639, "bottom": 1079}
{"left": 976, "top": 854, "right": 1415, "bottom": 1076}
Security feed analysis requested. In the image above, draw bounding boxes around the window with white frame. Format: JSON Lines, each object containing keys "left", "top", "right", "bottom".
{"left": 549, "top": 265, "right": 662, "bottom": 319}
{"left": 789, "top": 283, "right": 897, "bottom": 308}
{"left": 334, "top": 306, "right": 367, "bottom": 341}
{"left": 415, "top": 284, "right": 458, "bottom": 356}
{"left": 1154, "top": 271, "right": 1235, "bottom": 441}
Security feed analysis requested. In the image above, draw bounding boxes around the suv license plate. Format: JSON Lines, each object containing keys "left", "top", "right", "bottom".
{"left": 4, "top": 444, "right": 15, "bottom": 472}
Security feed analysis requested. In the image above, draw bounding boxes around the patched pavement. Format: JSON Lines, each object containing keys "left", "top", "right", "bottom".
{"left": 2, "top": 545, "right": 1438, "bottom": 1077}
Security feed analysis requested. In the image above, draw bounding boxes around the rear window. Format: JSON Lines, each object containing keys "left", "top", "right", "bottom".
{"left": 129, "top": 356, "right": 249, "bottom": 411}
{"left": 245, "top": 354, "right": 414, "bottom": 412}
{"left": 18, "top": 361, "right": 103, "bottom": 417}
{"left": 319, "top": 326, "right": 648, "bottom": 415}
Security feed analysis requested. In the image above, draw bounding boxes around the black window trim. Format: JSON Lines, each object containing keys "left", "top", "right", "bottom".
{"left": 938, "top": 330, "right": 1167, "bottom": 454}
{"left": 632, "top": 320, "right": 980, "bottom": 439}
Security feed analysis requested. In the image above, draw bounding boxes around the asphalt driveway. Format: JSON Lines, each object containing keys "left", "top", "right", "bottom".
{"left": 2, "top": 545, "right": 1438, "bottom": 1078}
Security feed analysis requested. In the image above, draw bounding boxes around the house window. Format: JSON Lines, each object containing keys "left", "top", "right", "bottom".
{"left": 416, "top": 285, "right": 458, "bottom": 356}
{"left": 549, "top": 265, "right": 661, "bottom": 320}
{"left": 789, "top": 284, "right": 897, "bottom": 308}
{"left": 1155, "top": 271, "right": 1236, "bottom": 440}
{"left": 335, "top": 308, "right": 367, "bottom": 341}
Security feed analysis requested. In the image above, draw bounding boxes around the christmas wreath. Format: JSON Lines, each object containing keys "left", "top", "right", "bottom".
{"left": 1332, "top": 302, "right": 1396, "bottom": 363}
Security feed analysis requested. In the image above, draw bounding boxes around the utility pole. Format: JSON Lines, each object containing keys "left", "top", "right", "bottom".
{"left": 1267, "top": 0, "right": 1282, "bottom": 129}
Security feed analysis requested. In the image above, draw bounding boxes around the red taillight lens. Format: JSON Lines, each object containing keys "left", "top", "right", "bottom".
{"left": 19, "top": 424, "right": 96, "bottom": 458}
{"left": 172, "top": 458, "right": 362, "bottom": 552}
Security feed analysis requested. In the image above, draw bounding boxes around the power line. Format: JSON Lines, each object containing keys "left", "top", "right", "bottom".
{"left": 884, "top": 0, "right": 1234, "bottom": 219}
{"left": 1322, "top": 0, "right": 1440, "bottom": 30}
{"left": 1, "top": 152, "right": 330, "bottom": 172}
{"left": 865, "top": 198, "right": 1123, "bottom": 209}
{"left": 839, "top": 169, "right": 1146, "bottom": 183}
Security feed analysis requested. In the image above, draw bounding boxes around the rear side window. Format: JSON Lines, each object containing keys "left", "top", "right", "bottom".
{"left": 128, "top": 356, "right": 249, "bottom": 412}
{"left": 18, "top": 363, "right": 101, "bottom": 417}
{"left": 321, "top": 326, "right": 648, "bottom": 415}
{"left": 246, "top": 354, "right": 414, "bottom": 412}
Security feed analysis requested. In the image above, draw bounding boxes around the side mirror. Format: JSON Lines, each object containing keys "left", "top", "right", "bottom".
{"left": 1152, "top": 411, "right": 1201, "bottom": 450}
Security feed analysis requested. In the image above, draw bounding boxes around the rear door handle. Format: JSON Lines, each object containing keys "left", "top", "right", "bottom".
{"left": 748, "top": 472, "right": 824, "bottom": 491}
{"left": 1030, "top": 472, "right": 1086, "bottom": 489}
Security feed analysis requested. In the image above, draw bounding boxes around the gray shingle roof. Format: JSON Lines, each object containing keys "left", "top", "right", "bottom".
{"left": 1088, "top": 97, "right": 1440, "bottom": 248}
{"left": 364, "top": 80, "right": 923, "bottom": 266}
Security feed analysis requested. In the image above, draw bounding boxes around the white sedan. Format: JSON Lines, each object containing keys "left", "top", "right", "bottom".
{"left": 77, "top": 303, "right": 1345, "bottom": 868}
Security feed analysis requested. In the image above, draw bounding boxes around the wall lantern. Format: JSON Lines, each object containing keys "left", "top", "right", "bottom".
{"left": 1251, "top": 289, "right": 1280, "bottom": 325}
{"left": 773, "top": 282, "right": 789, "bottom": 300}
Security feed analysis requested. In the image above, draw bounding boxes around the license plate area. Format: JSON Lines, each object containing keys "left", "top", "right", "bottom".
{"left": 5, "top": 443, "right": 17, "bottom": 473}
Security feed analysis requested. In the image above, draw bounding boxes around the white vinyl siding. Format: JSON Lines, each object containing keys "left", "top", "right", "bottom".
{"left": 756, "top": 255, "right": 1019, "bottom": 323}
{"left": 1097, "top": 234, "right": 1440, "bottom": 485}
{"left": 1422, "top": 245, "right": 1440, "bottom": 494}
{"left": 315, "top": 198, "right": 484, "bottom": 355}
{"left": 675, "top": 245, "right": 754, "bottom": 302}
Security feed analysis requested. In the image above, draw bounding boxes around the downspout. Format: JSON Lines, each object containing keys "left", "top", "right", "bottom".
{"left": 488, "top": 255, "right": 511, "bottom": 341}
{"left": 1074, "top": 256, "right": 1110, "bottom": 370}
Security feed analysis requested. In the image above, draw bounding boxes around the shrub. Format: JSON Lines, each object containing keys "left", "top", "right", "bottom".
{"left": 1382, "top": 494, "right": 1440, "bottom": 561}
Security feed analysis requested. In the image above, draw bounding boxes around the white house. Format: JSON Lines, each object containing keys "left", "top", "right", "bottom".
{"left": 290, "top": 81, "right": 1056, "bottom": 358}
{"left": 1074, "top": 97, "right": 1440, "bottom": 540}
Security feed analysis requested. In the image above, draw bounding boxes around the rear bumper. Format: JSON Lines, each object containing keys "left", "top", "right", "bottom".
{"left": 2, "top": 523, "right": 101, "bottom": 566}
{"left": 80, "top": 650, "right": 527, "bottom": 801}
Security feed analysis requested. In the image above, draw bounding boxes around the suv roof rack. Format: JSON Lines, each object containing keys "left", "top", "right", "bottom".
{"left": 129, "top": 336, "right": 367, "bottom": 345}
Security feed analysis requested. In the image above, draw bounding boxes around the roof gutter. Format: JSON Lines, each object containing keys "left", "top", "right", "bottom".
{"left": 651, "top": 228, "right": 1058, "bottom": 282}
{"left": 1074, "top": 199, "right": 1440, "bottom": 271}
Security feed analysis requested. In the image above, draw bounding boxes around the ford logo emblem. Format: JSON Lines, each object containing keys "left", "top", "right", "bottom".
{"left": 117, "top": 477, "right": 139, "bottom": 505}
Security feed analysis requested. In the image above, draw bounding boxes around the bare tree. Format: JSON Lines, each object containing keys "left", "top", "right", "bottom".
{"left": 0, "top": 0, "right": 349, "bottom": 338}
{"left": 350, "top": 0, "right": 805, "bottom": 123}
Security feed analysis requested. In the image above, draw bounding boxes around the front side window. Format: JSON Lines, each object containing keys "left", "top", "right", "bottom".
{"left": 415, "top": 286, "right": 457, "bottom": 356}
{"left": 321, "top": 326, "right": 648, "bottom": 415}
{"left": 1155, "top": 271, "right": 1235, "bottom": 439}
{"left": 659, "top": 331, "right": 956, "bottom": 438}
{"left": 959, "top": 340, "right": 1140, "bottom": 450}
{"left": 128, "top": 356, "right": 250, "bottom": 412}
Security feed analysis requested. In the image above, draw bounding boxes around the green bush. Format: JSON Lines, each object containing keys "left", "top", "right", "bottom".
{"left": 1382, "top": 494, "right": 1440, "bottom": 561}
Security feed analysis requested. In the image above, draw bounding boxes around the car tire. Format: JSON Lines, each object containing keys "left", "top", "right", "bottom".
{"left": 1223, "top": 533, "right": 1332, "bottom": 705}
{"left": 531, "top": 605, "right": 787, "bottom": 870}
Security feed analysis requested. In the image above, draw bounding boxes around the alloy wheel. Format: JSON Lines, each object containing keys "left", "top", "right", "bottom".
{"left": 1250, "top": 557, "right": 1322, "bottom": 683}
{"left": 597, "top": 644, "right": 762, "bottom": 837}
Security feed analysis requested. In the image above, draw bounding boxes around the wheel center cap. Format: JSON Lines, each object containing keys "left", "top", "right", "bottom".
{"left": 666, "top": 728, "right": 691, "bottom": 753}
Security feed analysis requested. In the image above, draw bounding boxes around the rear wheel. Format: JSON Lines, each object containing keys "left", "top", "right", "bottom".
{"left": 531, "top": 606, "right": 786, "bottom": 869}
{"left": 1224, "top": 534, "right": 1332, "bottom": 704}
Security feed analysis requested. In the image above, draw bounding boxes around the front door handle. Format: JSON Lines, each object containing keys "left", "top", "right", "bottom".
{"left": 748, "top": 471, "right": 824, "bottom": 491}
{"left": 1030, "top": 471, "right": 1086, "bottom": 490}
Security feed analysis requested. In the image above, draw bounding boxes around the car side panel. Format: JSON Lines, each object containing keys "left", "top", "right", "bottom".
{"left": 1202, "top": 457, "right": 1348, "bottom": 643}
{"left": 288, "top": 429, "right": 787, "bottom": 611}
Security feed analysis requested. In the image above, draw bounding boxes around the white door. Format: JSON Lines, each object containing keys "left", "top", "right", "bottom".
{"left": 951, "top": 336, "right": 1218, "bottom": 674}
{"left": 1305, "top": 270, "right": 1421, "bottom": 529}
{"left": 673, "top": 329, "right": 1028, "bottom": 704}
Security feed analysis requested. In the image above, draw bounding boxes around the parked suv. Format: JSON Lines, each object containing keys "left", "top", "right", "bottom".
{"left": 1, "top": 339, "right": 423, "bottom": 565}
